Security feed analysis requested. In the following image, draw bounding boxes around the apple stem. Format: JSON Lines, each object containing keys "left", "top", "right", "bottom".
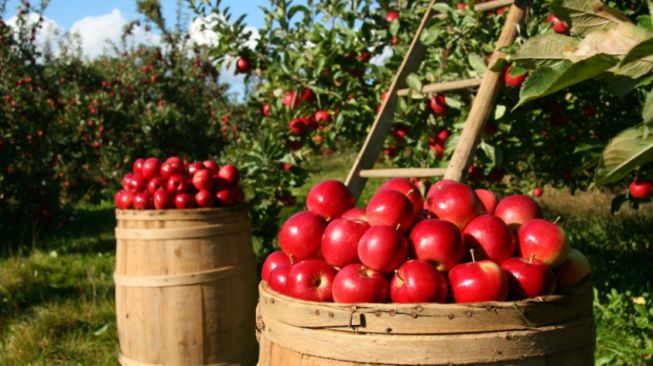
{"left": 470, "top": 249, "right": 476, "bottom": 263}
{"left": 553, "top": 216, "right": 561, "bottom": 225}
{"left": 529, "top": 253, "right": 535, "bottom": 264}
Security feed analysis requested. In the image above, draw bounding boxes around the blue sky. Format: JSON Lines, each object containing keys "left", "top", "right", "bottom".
{"left": 3, "top": 0, "right": 266, "bottom": 29}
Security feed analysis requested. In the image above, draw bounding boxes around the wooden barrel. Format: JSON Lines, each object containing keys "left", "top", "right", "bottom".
{"left": 256, "top": 280, "right": 595, "bottom": 365}
{"left": 115, "top": 207, "right": 258, "bottom": 366}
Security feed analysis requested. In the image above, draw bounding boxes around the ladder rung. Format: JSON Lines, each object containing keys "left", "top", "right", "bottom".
{"left": 433, "top": 0, "right": 515, "bottom": 20}
{"left": 396, "top": 78, "right": 482, "bottom": 98}
{"left": 359, "top": 168, "right": 447, "bottom": 178}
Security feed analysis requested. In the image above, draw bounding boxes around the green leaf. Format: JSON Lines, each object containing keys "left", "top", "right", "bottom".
{"left": 620, "top": 36, "right": 653, "bottom": 66}
{"left": 515, "top": 54, "right": 618, "bottom": 108}
{"left": 643, "top": 88, "right": 653, "bottom": 125}
{"left": 596, "top": 124, "right": 653, "bottom": 184}
{"left": 389, "top": 19, "right": 400, "bottom": 36}
{"left": 468, "top": 53, "right": 487, "bottom": 76}
{"left": 550, "top": 0, "right": 631, "bottom": 37}
{"left": 512, "top": 34, "right": 579, "bottom": 68}
{"left": 494, "top": 104, "right": 506, "bottom": 120}
{"left": 406, "top": 73, "right": 422, "bottom": 93}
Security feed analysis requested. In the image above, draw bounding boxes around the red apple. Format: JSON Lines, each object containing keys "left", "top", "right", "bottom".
{"left": 448, "top": 260, "right": 508, "bottom": 303}
{"left": 555, "top": 248, "right": 591, "bottom": 293}
{"left": 289, "top": 118, "right": 308, "bottom": 135}
{"left": 533, "top": 187, "right": 544, "bottom": 198}
{"left": 358, "top": 226, "right": 408, "bottom": 273}
{"left": 133, "top": 192, "right": 153, "bottom": 210}
{"left": 341, "top": 207, "right": 367, "bottom": 222}
{"left": 261, "top": 104, "right": 271, "bottom": 117}
{"left": 286, "top": 259, "right": 337, "bottom": 302}
{"left": 147, "top": 177, "right": 165, "bottom": 194}
{"left": 366, "top": 189, "right": 416, "bottom": 232}
{"left": 501, "top": 257, "right": 556, "bottom": 300}
{"left": 187, "top": 162, "right": 204, "bottom": 176}
{"left": 385, "top": 10, "right": 399, "bottom": 22}
{"left": 629, "top": 178, "right": 651, "bottom": 200}
{"left": 300, "top": 88, "right": 316, "bottom": 103}
{"left": 235, "top": 56, "right": 251, "bottom": 74}
{"left": 495, "top": 194, "right": 542, "bottom": 230}
{"left": 321, "top": 218, "right": 370, "bottom": 268}
{"left": 166, "top": 174, "right": 190, "bottom": 194}
{"left": 141, "top": 157, "right": 161, "bottom": 179}
{"left": 379, "top": 178, "right": 424, "bottom": 215}
{"left": 160, "top": 160, "right": 184, "bottom": 180}
{"left": 216, "top": 186, "right": 244, "bottom": 206}
{"left": 262, "top": 251, "right": 293, "bottom": 283}
{"left": 132, "top": 158, "right": 144, "bottom": 176}
{"left": 390, "top": 260, "right": 446, "bottom": 303}
{"left": 115, "top": 190, "right": 134, "bottom": 209}
{"left": 279, "top": 211, "right": 326, "bottom": 261}
{"left": 409, "top": 219, "right": 465, "bottom": 271}
{"left": 436, "top": 274, "right": 449, "bottom": 303}
{"left": 202, "top": 160, "right": 220, "bottom": 174}
{"left": 463, "top": 214, "right": 516, "bottom": 264}
{"left": 315, "top": 110, "right": 331, "bottom": 124}
{"left": 518, "top": 219, "right": 570, "bottom": 267}
{"left": 153, "top": 189, "right": 171, "bottom": 209}
{"left": 218, "top": 164, "right": 240, "bottom": 186}
{"left": 192, "top": 169, "right": 214, "bottom": 191}
{"left": 269, "top": 266, "right": 292, "bottom": 295}
{"left": 195, "top": 189, "right": 216, "bottom": 208}
{"left": 306, "top": 180, "right": 355, "bottom": 220}
{"left": 504, "top": 65, "right": 527, "bottom": 88}
{"left": 174, "top": 193, "right": 195, "bottom": 209}
{"left": 282, "top": 91, "right": 299, "bottom": 109}
{"left": 125, "top": 174, "right": 146, "bottom": 193}
{"left": 428, "top": 94, "right": 447, "bottom": 116}
{"left": 426, "top": 179, "right": 457, "bottom": 198}
{"left": 427, "top": 182, "right": 483, "bottom": 229}
{"left": 547, "top": 14, "right": 569, "bottom": 35}
{"left": 475, "top": 189, "right": 497, "bottom": 214}
{"left": 332, "top": 264, "right": 389, "bottom": 303}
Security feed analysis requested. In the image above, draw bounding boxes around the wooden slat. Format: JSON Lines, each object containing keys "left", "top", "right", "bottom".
{"left": 359, "top": 168, "right": 446, "bottom": 178}
{"left": 433, "top": 0, "right": 515, "bottom": 20}
{"left": 396, "top": 78, "right": 482, "bottom": 98}
{"left": 345, "top": 0, "right": 439, "bottom": 200}
{"left": 445, "top": 0, "right": 530, "bottom": 181}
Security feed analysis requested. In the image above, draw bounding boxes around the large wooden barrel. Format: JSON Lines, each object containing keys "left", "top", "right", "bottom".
{"left": 256, "top": 280, "right": 595, "bottom": 365}
{"left": 115, "top": 207, "right": 258, "bottom": 366}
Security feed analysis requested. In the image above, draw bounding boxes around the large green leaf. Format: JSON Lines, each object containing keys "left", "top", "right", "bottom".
{"left": 596, "top": 124, "right": 653, "bottom": 184}
{"left": 515, "top": 54, "right": 618, "bottom": 108}
{"left": 550, "top": 0, "right": 631, "bottom": 36}
{"left": 621, "top": 36, "right": 653, "bottom": 65}
{"left": 512, "top": 34, "right": 579, "bottom": 68}
{"left": 643, "top": 88, "right": 653, "bottom": 125}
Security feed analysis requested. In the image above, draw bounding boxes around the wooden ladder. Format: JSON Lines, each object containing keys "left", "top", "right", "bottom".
{"left": 345, "top": 0, "right": 530, "bottom": 199}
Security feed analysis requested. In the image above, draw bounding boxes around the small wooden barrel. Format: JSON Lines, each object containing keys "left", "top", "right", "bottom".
{"left": 115, "top": 207, "right": 258, "bottom": 366}
{"left": 256, "top": 280, "right": 595, "bottom": 365}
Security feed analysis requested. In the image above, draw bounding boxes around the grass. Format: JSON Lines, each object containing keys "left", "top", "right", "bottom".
{"left": 1, "top": 154, "right": 651, "bottom": 365}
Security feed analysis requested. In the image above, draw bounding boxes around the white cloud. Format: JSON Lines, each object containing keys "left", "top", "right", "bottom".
{"left": 6, "top": 13, "right": 64, "bottom": 54}
{"left": 371, "top": 45, "right": 394, "bottom": 66}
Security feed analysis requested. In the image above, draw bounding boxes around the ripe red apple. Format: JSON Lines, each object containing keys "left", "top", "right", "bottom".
{"left": 269, "top": 266, "right": 292, "bottom": 295}
{"left": 286, "top": 259, "right": 337, "bottom": 302}
{"left": 475, "top": 188, "right": 497, "bottom": 214}
{"left": 141, "top": 157, "right": 161, "bottom": 179}
{"left": 463, "top": 214, "right": 516, "bottom": 264}
{"left": 436, "top": 274, "right": 449, "bottom": 303}
{"left": 133, "top": 192, "right": 153, "bottom": 210}
{"left": 166, "top": 174, "right": 190, "bottom": 194}
{"left": 518, "top": 219, "right": 570, "bottom": 267}
{"left": 216, "top": 186, "right": 244, "bottom": 206}
{"left": 494, "top": 194, "right": 542, "bottom": 230}
{"left": 366, "top": 189, "right": 416, "bottom": 232}
{"left": 132, "top": 158, "right": 144, "bottom": 175}
{"left": 379, "top": 178, "right": 424, "bottom": 215}
{"left": 306, "top": 180, "right": 355, "bottom": 220}
{"left": 218, "top": 164, "right": 240, "bottom": 186}
{"left": 321, "top": 218, "right": 370, "bottom": 268}
{"left": 235, "top": 56, "right": 251, "bottom": 74}
{"left": 409, "top": 219, "right": 465, "bottom": 271}
{"left": 125, "top": 174, "right": 146, "bottom": 193}
{"left": 279, "top": 211, "right": 326, "bottom": 261}
{"left": 428, "top": 94, "right": 447, "bottom": 116}
{"left": 315, "top": 110, "right": 331, "bottom": 124}
{"left": 555, "top": 248, "right": 591, "bottom": 294}
{"left": 358, "top": 225, "right": 408, "bottom": 273}
{"left": 187, "top": 162, "right": 203, "bottom": 176}
{"left": 261, "top": 104, "right": 271, "bottom": 117}
{"left": 427, "top": 182, "right": 483, "bottom": 229}
{"left": 160, "top": 160, "right": 184, "bottom": 179}
{"left": 332, "top": 264, "right": 388, "bottom": 303}
{"left": 533, "top": 187, "right": 544, "bottom": 198}
{"left": 147, "top": 177, "right": 165, "bottom": 194}
{"left": 289, "top": 118, "right": 308, "bottom": 136}
{"left": 153, "top": 189, "right": 171, "bottom": 209}
{"left": 300, "top": 88, "right": 316, "bottom": 103}
{"left": 192, "top": 169, "right": 214, "bottom": 191}
{"left": 115, "top": 190, "right": 134, "bottom": 209}
{"left": 262, "top": 250, "right": 293, "bottom": 283}
{"left": 426, "top": 179, "right": 457, "bottom": 198}
{"left": 448, "top": 260, "right": 508, "bottom": 303}
{"left": 174, "top": 193, "right": 195, "bottom": 209}
{"left": 341, "top": 207, "right": 367, "bottom": 222}
{"left": 202, "top": 160, "right": 220, "bottom": 174}
{"left": 629, "top": 178, "right": 651, "bottom": 200}
{"left": 385, "top": 10, "right": 399, "bottom": 22}
{"left": 504, "top": 65, "right": 527, "bottom": 88}
{"left": 282, "top": 91, "right": 298, "bottom": 109}
{"left": 390, "top": 260, "right": 446, "bottom": 303}
{"left": 195, "top": 189, "right": 216, "bottom": 208}
{"left": 547, "top": 14, "right": 569, "bottom": 35}
{"left": 501, "top": 257, "right": 556, "bottom": 300}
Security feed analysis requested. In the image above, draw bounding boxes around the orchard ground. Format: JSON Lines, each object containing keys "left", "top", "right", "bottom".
{"left": 1, "top": 152, "right": 652, "bottom": 365}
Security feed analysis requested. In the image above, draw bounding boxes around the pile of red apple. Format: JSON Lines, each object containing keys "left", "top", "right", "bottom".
{"left": 114, "top": 157, "right": 244, "bottom": 209}
{"left": 262, "top": 178, "right": 591, "bottom": 304}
